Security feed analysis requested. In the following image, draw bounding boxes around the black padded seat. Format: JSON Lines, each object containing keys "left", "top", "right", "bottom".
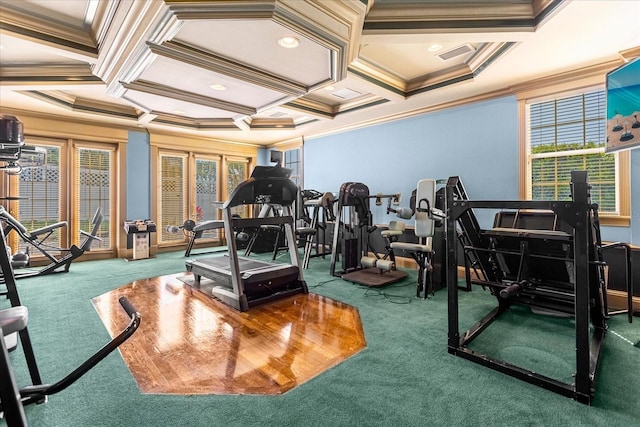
{"left": 296, "top": 226, "right": 316, "bottom": 237}
{"left": 29, "top": 221, "right": 67, "bottom": 239}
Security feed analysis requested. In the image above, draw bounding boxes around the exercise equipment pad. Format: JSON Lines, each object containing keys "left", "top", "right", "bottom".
{"left": 340, "top": 267, "right": 408, "bottom": 287}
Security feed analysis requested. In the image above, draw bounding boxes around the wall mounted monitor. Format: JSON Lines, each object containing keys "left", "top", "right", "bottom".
{"left": 606, "top": 56, "right": 640, "bottom": 153}
{"left": 270, "top": 150, "right": 283, "bottom": 165}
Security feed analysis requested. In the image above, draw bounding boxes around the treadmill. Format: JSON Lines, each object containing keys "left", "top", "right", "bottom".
{"left": 185, "top": 165, "right": 308, "bottom": 311}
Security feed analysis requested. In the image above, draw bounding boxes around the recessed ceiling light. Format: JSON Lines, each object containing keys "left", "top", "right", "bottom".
{"left": 428, "top": 43, "right": 442, "bottom": 52}
{"left": 172, "top": 110, "right": 186, "bottom": 116}
{"left": 278, "top": 36, "right": 300, "bottom": 49}
{"left": 325, "top": 85, "right": 335, "bottom": 91}
{"left": 210, "top": 84, "right": 226, "bottom": 91}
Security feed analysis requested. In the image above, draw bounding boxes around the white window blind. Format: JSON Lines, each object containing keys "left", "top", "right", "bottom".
{"left": 17, "top": 144, "right": 62, "bottom": 253}
{"left": 76, "top": 147, "right": 112, "bottom": 249}
{"left": 227, "top": 160, "right": 248, "bottom": 217}
{"left": 527, "top": 90, "right": 618, "bottom": 213}
{"left": 284, "top": 148, "right": 301, "bottom": 187}
{"left": 160, "top": 154, "right": 187, "bottom": 243}
{"left": 195, "top": 157, "right": 219, "bottom": 239}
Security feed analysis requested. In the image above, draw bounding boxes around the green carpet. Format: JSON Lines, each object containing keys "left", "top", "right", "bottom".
{"left": 3, "top": 250, "right": 639, "bottom": 426}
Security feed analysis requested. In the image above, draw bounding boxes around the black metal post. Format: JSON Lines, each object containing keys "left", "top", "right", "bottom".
{"left": 446, "top": 181, "right": 460, "bottom": 350}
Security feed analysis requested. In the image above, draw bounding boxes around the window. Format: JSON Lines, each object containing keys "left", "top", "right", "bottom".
{"left": 226, "top": 159, "right": 248, "bottom": 217}
{"left": 284, "top": 148, "right": 302, "bottom": 187}
{"left": 16, "top": 143, "right": 63, "bottom": 253}
{"left": 4, "top": 136, "right": 118, "bottom": 257}
{"left": 154, "top": 148, "right": 251, "bottom": 248}
{"left": 194, "top": 157, "right": 219, "bottom": 240}
{"left": 75, "top": 146, "right": 113, "bottom": 249}
{"left": 524, "top": 88, "right": 630, "bottom": 225}
{"left": 158, "top": 153, "right": 188, "bottom": 244}
{"left": 150, "top": 133, "right": 256, "bottom": 249}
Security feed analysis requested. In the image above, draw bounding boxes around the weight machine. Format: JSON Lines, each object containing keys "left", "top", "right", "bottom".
{"left": 330, "top": 182, "right": 408, "bottom": 287}
{"left": 445, "top": 171, "right": 633, "bottom": 404}
{"left": 390, "top": 179, "right": 442, "bottom": 298}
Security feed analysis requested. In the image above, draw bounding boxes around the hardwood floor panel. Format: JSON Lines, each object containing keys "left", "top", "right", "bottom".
{"left": 92, "top": 273, "right": 366, "bottom": 395}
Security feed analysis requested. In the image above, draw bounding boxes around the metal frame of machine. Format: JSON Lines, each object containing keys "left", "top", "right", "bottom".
{"left": 185, "top": 165, "right": 308, "bottom": 312}
{"left": 329, "top": 182, "right": 408, "bottom": 287}
{"left": 445, "top": 171, "right": 611, "bottom": 404}
{"left": 0, "top": 207, "right": 103, "bottom": 278}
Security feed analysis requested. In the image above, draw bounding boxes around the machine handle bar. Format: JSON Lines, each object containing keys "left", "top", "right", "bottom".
{"left": 19, "top": 297, "right": 141, "bottom": 404}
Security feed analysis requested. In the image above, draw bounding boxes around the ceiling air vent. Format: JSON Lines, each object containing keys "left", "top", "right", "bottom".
{"left": 331, "top": 88, "right": 362, "bottom": 100}
{"left": 438, "top": 44, "right": 475, "bottom": 61}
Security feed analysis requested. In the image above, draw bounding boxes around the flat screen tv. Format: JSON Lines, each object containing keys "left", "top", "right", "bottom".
{"left": 269, "top": 149, "right": 283, "bottom": 165}
{"left": 606, "top": 56, "right": 640, "bottom": 153}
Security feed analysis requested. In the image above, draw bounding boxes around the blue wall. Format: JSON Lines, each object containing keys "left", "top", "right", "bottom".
{"left": 126, "top": 130, "right": 150, "bottom": 220}
{"left": 304, "top": 95, "right": 639, "bottom": 245}
{"left": 258, "top": 147, "right": 269, "bottom": 165}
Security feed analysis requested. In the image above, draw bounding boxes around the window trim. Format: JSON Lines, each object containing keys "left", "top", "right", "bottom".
{"left": 157, "top": 150, "right": 189, "bottom": 247}
{"left": 283, "top": 147, "right": 303, "bottom": 188}
{"left": 223, "top": 156, "right": 252, "bottom": 218}
{"left": 271, "top": 138, "right": 304, "bottom": 188}
{"left": 149, "top": 132, "right": 257, "bottom": 251}
{"left": 6, "top": 137, "right": 68, "bottom": 252}
{"left": 72, "top": 141, "right": 117, "bottom": 251}
{"left": 191, "top": 154, "right": 223, "bottom": 243}
{"left": 518, "top": 87, "right": 630, "bottom": 227}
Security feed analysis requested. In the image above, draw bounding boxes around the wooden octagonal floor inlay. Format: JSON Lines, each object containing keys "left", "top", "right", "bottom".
{"left": 92, "top": 273, "right": 366, "bottom": 395}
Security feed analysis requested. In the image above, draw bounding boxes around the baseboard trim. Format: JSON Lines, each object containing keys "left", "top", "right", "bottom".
{"left": 393, "top": 255, "right": 637, "bottom": 315}
{"left": 607, "top": 290, "right": 639, "bottom": 314}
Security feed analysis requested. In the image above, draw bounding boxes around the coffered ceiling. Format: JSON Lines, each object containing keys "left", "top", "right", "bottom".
{"left": 1, "top": 0, "right": 639, "bottom": 146}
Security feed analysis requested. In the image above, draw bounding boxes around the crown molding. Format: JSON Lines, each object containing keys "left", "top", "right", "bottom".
{"left": 286, "top": 93, "right": 388, "bottom": 119}
{"left": 362, "top": 0, "right": 567, "bottom": 34}
{"left": 0, "top": 3, "right": 97, "bottom": 60}
{"left": 618, "top": 46, "right": 640, "bottom": 61}
{"left": 150, "top": 114, "right": 240, "bottom": 131}
{"left": 91, "top": 0, "right": 172, "bottom": 91}
{"left": 149, "top": 41, "right": 307, "bottom": 97}
{"left": 121, "top": 80, "right": 256, "bottom": 116}
{"left": 512, "top": 60, "right": 623, "bottom": 100}
{"left": 0, "top": 64, "right": 101, "bottom": 84}
{"left": 0, "top": 107, "right": 133, "bottom": 141}
{"left": 17, "top": 90, "right": 139, "bottom": 120}
{"left": 303, "top": 87, "right": 513, "bottom": 142}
